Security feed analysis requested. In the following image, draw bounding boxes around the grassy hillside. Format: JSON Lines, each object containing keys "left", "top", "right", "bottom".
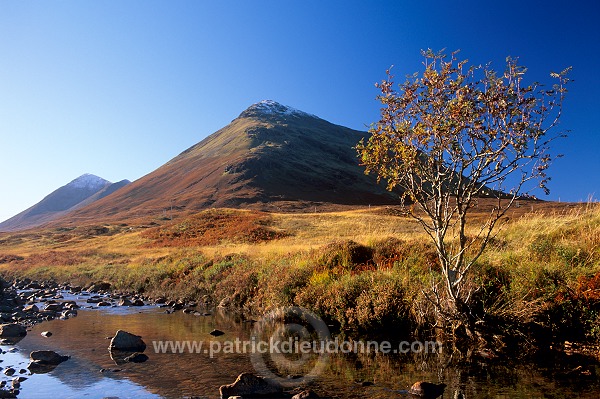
{"left": 1, "top": 201, "right": 598, "bottom": 348}
{"left": 49, "top": 104, "right": 398, "bottom": 228}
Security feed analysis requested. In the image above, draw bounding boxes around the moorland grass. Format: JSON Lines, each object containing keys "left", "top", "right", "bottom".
{"left": 1, "top": 204, "right": 598, "bottom": 346}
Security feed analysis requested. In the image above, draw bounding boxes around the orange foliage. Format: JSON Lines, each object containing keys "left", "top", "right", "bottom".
{"left": 576, "top": 272, "right": 600, "bottom": 302}
{"left": 141, "top": 209, "right": 287, "bottom": 247}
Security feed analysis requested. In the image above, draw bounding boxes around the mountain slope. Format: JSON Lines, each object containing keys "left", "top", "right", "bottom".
{"left": 0, "top": 174, "right": 128, "bottom": 232}
{"left": 55, "top": 101, "right": 399, "bottom": 225}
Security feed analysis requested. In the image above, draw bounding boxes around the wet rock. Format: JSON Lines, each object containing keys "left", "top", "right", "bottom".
{"left": 209, "top": 329, "right": 225, "bottom": 337}
{"left": 29, "top": 350, "right": 69, "bottom": 365}
{"left": 131, "top": 299, "right": 145, "bottom": 306}
{"left": 124, "top": 352, "right": 149, "bottom": 363}
{"left": 183, "top": 308, "right": 194, "bottom": 314}
{"left": 109, "top": 330, "right": 146, "bottom": 352}
{"left": 0, "top": 306, "right": 13, "bottom": 314}
{"left": 22, "top": 304, "right": 39, "bottom": 313}
{"left": 43, "top": 303, "right": 63, "bottom": 312}
{"left": 86, "top": 296, "right": 103, "bottom": 303}
{"left": 62, "top": 309, "right": 77, "bottom": 318}
{"left": 292, "top": 389, "right": 321, "bottom": 399}
{"left": 408, "top": 381, "right": 446, "bottom": 398}
{"left": 0, "top": 388, "right": 17, "bottom": 398}
{"left": 219, "top": 373, "right": 283, "bottom": 398}
{"left": 63, "top": 301, "right": 79, "bottom": 309}
{"left": 97, "top": 301, "right": 112, "bottom": 307}
{"left": 0, "top": 324, "right": 26, "bottom": 338}
{"left": 87, "top": 282, "right": 111, "bottom": 293}
{"left": 118, "top": 298, "right": 133, "bottom": 306}
{"left": 25, "top": 282, "right": 42, "bottom": 290}
{"left": 3, "top": 368, "right": 15, "bottom": 376}
{"left": 41, "top": 331, "right": 52, "bottom": 338}
{"left": 70, "top": 286, "right": 82, "bottom": 293}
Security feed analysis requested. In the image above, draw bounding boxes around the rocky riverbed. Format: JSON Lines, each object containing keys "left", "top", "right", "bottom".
{"left": 1, "top": 278, "right": 599, "bottom": 399}
{"left": 0, "top": 278, "right": 165, "bottom": 398}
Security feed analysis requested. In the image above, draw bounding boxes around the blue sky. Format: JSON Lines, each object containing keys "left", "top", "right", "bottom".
{"left": 1, "top": 1, "right": 599, "bottom": 222}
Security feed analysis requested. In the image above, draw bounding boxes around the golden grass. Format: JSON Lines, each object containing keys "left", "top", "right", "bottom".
{"left": 1, "top": 203, "right": 596, "bottom": 273}
{"left": 1, "top": 202, "right": 598, "bottom": 341}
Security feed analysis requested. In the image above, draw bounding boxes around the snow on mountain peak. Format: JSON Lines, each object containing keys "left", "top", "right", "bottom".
{"left": 240, "top": 100, "right": 318, "bottom": 119}
{"left": 69, "top": 174, "right": 110, "bottom": 189}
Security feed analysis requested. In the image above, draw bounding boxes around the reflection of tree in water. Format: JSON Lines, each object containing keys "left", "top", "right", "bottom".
{"left": 10, "top": 306, "right": 600, "bottom": 399}
{"left": 314, "top": 348, "right": 600, "bottom": 399}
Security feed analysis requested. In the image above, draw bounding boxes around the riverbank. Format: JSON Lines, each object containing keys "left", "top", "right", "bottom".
{"left": 1, "top": 282, "right": 599, "bottom": 399}
{"left": 1, "top": 203, "right": 599, "bottom": 354}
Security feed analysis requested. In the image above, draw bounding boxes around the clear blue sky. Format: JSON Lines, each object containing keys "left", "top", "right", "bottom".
{"left": 1, "top": 1, "right": 599, "bottom": 222}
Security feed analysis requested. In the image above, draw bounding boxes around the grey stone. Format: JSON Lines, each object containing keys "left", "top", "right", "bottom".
{"left": 29, "top": 350, "right": 69, "bottom": 365}
{"left": 292, "top": 390, "right": 320, "bottom": 399}
{"left": 0, "top": 324, "right": 26, "bottom": 338}
{"left": 22, "top": 304, "right": 39, "bottom": 313}
{"left": 118, "top": 298, "right": 133, "bottom": 306}
{"left": 43, "top": 303, "right": 62, "bottom": 312}
{"left": 109, "top": 330, "right": 146, "bottom": 352}
{"left": 219, "top": 373, "right": 282, "bottom": 398}
{"left": 131, "top": 299, "right": 145, "bottom": 306}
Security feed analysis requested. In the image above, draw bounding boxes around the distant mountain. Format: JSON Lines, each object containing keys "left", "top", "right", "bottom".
{"left": 0, "top": 174, "right": 130, "bottom": 232}
{"left": 55, "top": 100, "right": 398, "bottom": 225}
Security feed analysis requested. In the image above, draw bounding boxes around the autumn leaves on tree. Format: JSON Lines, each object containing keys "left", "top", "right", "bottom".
{"left": 357, "top": 49, "right": 571, "bottom": 336}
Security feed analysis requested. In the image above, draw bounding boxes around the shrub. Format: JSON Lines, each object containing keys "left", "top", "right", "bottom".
{"left": 370, "top": 237, "right": 405, "bottom": 269}
{"left": 317, "top": 240, "right": 373, "bottom": 270}
{"left": 296, "top": 271, "right": 410, "bottom": 334}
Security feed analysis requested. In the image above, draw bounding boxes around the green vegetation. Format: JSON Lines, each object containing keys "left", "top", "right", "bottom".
{"left": 0, "top": 204, "right": 598, "bottom": 351}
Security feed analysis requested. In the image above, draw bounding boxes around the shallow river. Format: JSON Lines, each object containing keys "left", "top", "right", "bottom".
{"left": 2, "top": 293, "right": 599, "bottom": 398}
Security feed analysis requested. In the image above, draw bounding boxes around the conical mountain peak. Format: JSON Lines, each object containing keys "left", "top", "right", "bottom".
{"left": 0, "top": 173, "right": 123, "bottom": 231}
{"left": 37, "top": 102, "right": 397, "bottom": 227}
{"left": 238, "top": 100, "right": 318, "bottom": 120}
{"left": 69, "top": 173, "right": 110, "bottom": 190}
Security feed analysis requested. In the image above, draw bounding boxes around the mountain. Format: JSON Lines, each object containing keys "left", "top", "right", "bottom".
{"left": 0, "top": 174, "right": 129, "bottom": 232}
{"left": 54, "top": 100, "right": 398, "bottom": 225}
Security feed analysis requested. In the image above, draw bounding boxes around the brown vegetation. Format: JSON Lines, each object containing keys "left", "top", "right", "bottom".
{"left": 140, "top": 209, "right": 287, "bottom": 246}
{"left": 0, "top": 202, "right": 598, "bottom": 349}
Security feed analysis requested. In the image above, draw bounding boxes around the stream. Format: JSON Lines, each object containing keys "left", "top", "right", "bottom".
{"left": 1, "top": 291, "right": 599, "bottom": 398}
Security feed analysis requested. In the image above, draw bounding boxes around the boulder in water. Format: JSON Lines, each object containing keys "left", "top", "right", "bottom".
{"left": 109, "top": 330, "right": 146, "bottom": 352}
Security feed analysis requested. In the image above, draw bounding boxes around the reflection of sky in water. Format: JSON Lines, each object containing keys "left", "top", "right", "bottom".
{"left": 0, "top": 348, "right": 161, "bottom": 399}
{"left": 2, "top": 290, "right": 598, "bottom": 399}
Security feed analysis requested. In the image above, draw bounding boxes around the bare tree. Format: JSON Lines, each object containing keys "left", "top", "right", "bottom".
{"left": 357, "top": 49, "right": 571, "bottom": 335}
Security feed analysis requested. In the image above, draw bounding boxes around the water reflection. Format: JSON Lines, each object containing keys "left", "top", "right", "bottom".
{"left": 2, "top": 303, "right": 599, "bottom": 398}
